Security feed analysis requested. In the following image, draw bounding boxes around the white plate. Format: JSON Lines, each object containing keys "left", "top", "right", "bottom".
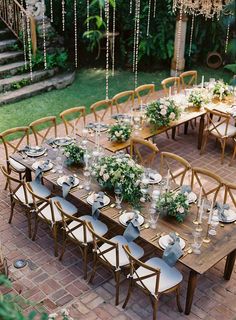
{"left": 91, "top": 123, "right": 109, "bottom": 132}
{"left": 86, "top": 193, "right": 110, "bottom": 206}
{"left": 148, "top": 173, "right": 162, "bottom": 184}
{"left": 54, "top": 137, "right": 73, "bottom": 146}
{"left": 57, "top": 175, "right": 80, "bottom": 187}
{"left": 218, "top": 209, "right": 236, "bottom": 223}
{"left": 159, "top": 234, "right": 185, "bottom": 250}
{"left": 32, "top": 160, "right": 53, "bottom": 171}
{"left": 119, "top": 211, "right": 144, "bottom": 226}
{"left": 187, "top": 192, "right": 197, "bottom": 204}
{"left": 25, "top": 146, "right": 46, "bottom": 157}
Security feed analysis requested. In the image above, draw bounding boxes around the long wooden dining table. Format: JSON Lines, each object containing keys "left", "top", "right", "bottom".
{"left": 10, "top": 141, "right": 236, "bottom": 315}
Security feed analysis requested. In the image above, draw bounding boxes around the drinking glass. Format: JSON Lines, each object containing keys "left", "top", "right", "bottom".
{"left": 114, "top": 185, "right": 123, "bottom": 209}
{"left": 149, "top": 208, "right": 159, "bottom": 229}
{"left": 202, "top": 198, "right": 211, "bottom": 220}
{"left": 208, "top": 214, "right": 219, "bottom": 236}
{"left": 83, "top": 169, "right": 91, "bottom": 191}
{"left": 191, "top": 231, "right": 203, "bottom": 254}
{"left": 81, "top": 128, "right": 89, "bottom": 146}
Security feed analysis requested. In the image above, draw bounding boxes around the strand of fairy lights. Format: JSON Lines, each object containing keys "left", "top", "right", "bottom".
{"left": 50, "top": 0, "right": 54, "bottom": 23}
{"left": 87, "top": 0, "right": 90, "bottom": 32}
{"left": 105, "top": 0, "right": 110, "bottom": 100}
{"left": 175, "top": 0, "right": 183, "bottom": 78}
{"left": 26, "top": 16, "right": 33, "bottom": 80}
{"left": 112, "top": 0, "right": 116, "bottom": 76}
{"left": 134, "top": 0, "right": 141, "bottom": 88}
{"left": 42, "top": 1, "right": 47, "bottom": 69}
{"left": 147, "top": 0, "right": 151, "bottom": 36}
{"left": 62, "top": 0, "right": 65, "bottom": 31}
{"left": 130, "top": 0, "right": 132, "bottom": 14}
{"left": 188, "top": 13, "right": 195, "bottom": 56}
{"left": 100, "top": 4, "right": 102, "bottom": 18}
{"left": 20, "top": 0, "right": 27, "bottom": 69}
{"left": 74, "top": 0, "right": 78, "bottom": 68}
{"left": 153, "top": 0, "right": 156, "bottom": 18}
{"left": 224, "top": 19, "right": 230, "bottom": 54}
{"left": 132, "top": 0, "right": 138, "bottom": 72}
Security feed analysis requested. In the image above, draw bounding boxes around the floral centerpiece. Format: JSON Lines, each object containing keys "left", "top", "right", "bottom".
{"left": 93, "top": 154, "right": 144, "bottom": 206}
{"left": 212, "top": 80, "right": 231, "bottom": 100}
{"left": 146, "top": 97, "right": 180, "bottom": 129}
{"left": 64, "top": 143, "right": 85, "bottom": 166}
{"left": 188, "top": 88, "right": 210, "bottom": 108}
{"left": 108, "top": 123, "right": 132, "bottom": 143}
{"left": 156, "top": 191, "right": 189, "bottom": 222}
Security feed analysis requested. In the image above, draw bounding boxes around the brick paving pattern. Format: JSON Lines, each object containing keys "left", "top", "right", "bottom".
{"left": 0, "top": 121, "right": 236, "bottom": 320}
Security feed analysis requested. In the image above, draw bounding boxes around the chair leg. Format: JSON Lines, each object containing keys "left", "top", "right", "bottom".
{"left": 176, "top": 286, "right": 183, "bottom": 313}
{"left": 221, "top": 139, "right": 226, "bottom": 165}
{"left": 52, "top": 224, "right": 58, "bottom": 257}
{"left": 165, "top": 131, "right": 169, "bottom": 139}
{"left": 115, "top": 269, "right": 120, "bottom": 306}
{"left": 122, "top": 278, "right": 133, "bottom": 309}
{"left": 59, "top": 231, "right": 67, "bottom": 261}
{"left": 200, "top": 133, "right": 208, "bottom": 155}
{"left": 32, "top": 216, "right": 39, "bottom": 241}
{"left": 9, "top": 199, "right": 15, "bottom": 224}
{"left": 230, "top": 143, "right": 236, "bottom": 166}
{"left": 26, "top": 211, "right": 32, "bottom": 239}
{"left": 83, "top": 246, "right": 88, "bottom": 280}
{"left": 89, "top": 254, "right": 98, "bottom": 284}
{"left": 153, "top": 297, "right": 158, "bottom": 320}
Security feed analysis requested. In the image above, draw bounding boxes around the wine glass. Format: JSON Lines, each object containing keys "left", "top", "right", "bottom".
{"left": 208, "top": 214, "right": 219, "bottom": 236}
{"left": 149, "top": 208, "right": 159, "bottom": 229}
{"left": 114, "top": 184, "right": 123, "bottom": 209}
{"left": 191, "top": 231, "right": 203, "bottom": 254}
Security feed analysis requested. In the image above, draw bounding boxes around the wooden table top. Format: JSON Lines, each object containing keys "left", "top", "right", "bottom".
{"left": 11, "top": 144, "right": 236, "bottom": 275}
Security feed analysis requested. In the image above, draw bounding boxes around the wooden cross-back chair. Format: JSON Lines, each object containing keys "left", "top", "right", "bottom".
{"left": 223, "top": 181, "right": 236, "bottom": 209}
{"left": 160, "top": 152, "right": 191, "bottom": 186}
{"left": 230, "top": 138, "right": 236, "bottom": 166}
{"left": 122, "top": 245, "right": 183, "bottom": 320}
{"left": 191, "top": 167, "right": 222, "bottom": 203}
{"left": 1, "top": 166, "right": 51, "bottom": 238}
{"left": 161, "top": 77, "right": 180, "bottom": 96}
{"left": 90, "top": 99, "right": 112, "bottom": 122}
{"left": 86, "top": 221, "right": 144, "bottom": 305}
{"left": 130, "top": 137, "right": 159, "bottom": 166}
{"left": 112, "top": 90, "right": 134, "bottom": 114}
{"left": 0, "top": 127, "right": 29, "bottom": 184}
{"left": 134, "top": 84, "right": 155, "bottom": 105}
{"left": 200, "top": 108, "right": 236, "bottom": 164}
{"left": 60, "top": 106, "right": 86, "bottom": 136}
{"left": 26, "top": 182, "right": 77, "bottom": 257}
{"left": 54, "top": 201, "right": 108, "bottom": 279}
{"left": 29, "top": 116, "right": 57, "bottom": 145}
{"left": 179, "top": 70, "right": 197, "bottom": 89}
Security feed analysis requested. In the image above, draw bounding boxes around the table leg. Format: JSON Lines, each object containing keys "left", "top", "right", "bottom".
{"left": 172, "top": 127, "right": 176, "bottom": 140}
{"left": 197, "top": 115, "right": 205, "bottom": 150}
{"left": 185, "top": 270, "right": 198, "bottom": 315}
{"left": 25, "top": 167, "right": 32, "bottom": 182}
{"left": 224, "top": 249, "right": 236, "bottom": 280}
{"left": 184, "top": 122, "right": 189, "bottom": 135}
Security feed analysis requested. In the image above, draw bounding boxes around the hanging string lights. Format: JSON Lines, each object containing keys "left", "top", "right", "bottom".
{"left": 74, "top": 0, "right": 78, "bottom": 68}
{"left": 175, "top": 0, "right": 183, "bottom": 78}
{"left": 105, "top": 0, "right": 110, "bottom": 100}
{"left": 42, "top": 1, "right": 47, "bottom": 69}
{"left": 50, "top": 0, "right": 54, "bottom": 23}
{"left": 188, "top": 13, "right": 195, "bottom": 56}
{"left": 153, "top": 0, "right": 157, "bottom": 18}
{"left": 112, "top": 0, "right": 116, "bottom": 76}
{"left": 224, "top": 19, "right": 230, "bottom": 53}
{"left": 129, "top": 0, "right": 133, "bottom": 14}
{"left": 134, "top": 0, "right": 141, "bottom": 88}
{"left": 20, "top": 0, "right": 27, "bottom": 69}
{"left": 25, "top": 12, "right": 33, "bottom": 80}
{"left": 146, "top": 0, "right": 151, "bottom": 36}
{"left": 132, "top": 0, "right": 138, "bottom": 72}
{"left": 62, "top": 0, "right": 65, "bottom": 31}
{"left": 87, "top": 0, "right": 90, "bottom": 32}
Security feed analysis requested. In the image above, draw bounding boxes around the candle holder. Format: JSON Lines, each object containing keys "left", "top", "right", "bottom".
{"left": 203, "top": 224, "right": 211, "bottom": 243}
{"left": 193, "top": 206, "right": 199, "bottom": 225}
{"left": 195, "top": 222, "right": 202, "bottom": 232}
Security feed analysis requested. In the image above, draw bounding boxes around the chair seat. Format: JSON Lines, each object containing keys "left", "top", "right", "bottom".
{"left": 133, "top": 257, "right": 183, "bottom": 293}
{"left": 99, "top": 235, "right": 144, "bottom": 268}
{"left": 67, "top": 215, "right": 108, "bottom": 243}
{"left": 9, "top": 158, "right": 26, "bottom": 172}
{"left": 208, "top": 122, "right": 236, "bottom": 138}
{"left": 14, "top": 181, "right": 51, "bottom": 204}
{"left": 38, "top": 196, "right": 77, "bottom": 222}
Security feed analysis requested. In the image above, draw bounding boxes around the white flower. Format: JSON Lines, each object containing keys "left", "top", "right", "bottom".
{"left": 103, "top": 173, "right": 110, "bottom": 181}
{"left": 65, "top": 152, "right": 70, "bottom": 158}
{"left": 48, "top": 314, "right": 58, "bottom": 320}
{"left": 169, "top": 112, "right": 176, "bottom": 120}
{"left": 99, "top": 169, "right": 104, "bottom": 176}
{"left": 178, "top": 206, "right": 185, "bottom": 214}
{"left": 116, "top": 158, "right": 122, "bottom": 164}
{"left": 115, "top": 131, "right": 122, "bottom": 137}
{"left": 61, "top": 309, "right": 69, "bottom": 316}
{"left": 140, "top": 197, "right": 146, "bottom": 202}
{"left": 160, "top": 108, "right": 167, "bottom": 116}
{"left": 130, "top": 173, "right": 135, "bottom": 179}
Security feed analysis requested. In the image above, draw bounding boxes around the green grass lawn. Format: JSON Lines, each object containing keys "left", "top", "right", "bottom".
{"left": 0, "top": 66, "right": 232, "bottom": 137}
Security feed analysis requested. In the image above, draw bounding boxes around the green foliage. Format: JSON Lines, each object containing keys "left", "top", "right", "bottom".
{"left": 108, "top": 122, "right": 132, "bottom": 142}
{"left": 64, "top": 143, "right": 85, "bottom": 165}
{"left": 31, "top": 50, "right": 68, "bottom": 70}
{"left": 10, "top": 79, "right": 31, "bottom": 90}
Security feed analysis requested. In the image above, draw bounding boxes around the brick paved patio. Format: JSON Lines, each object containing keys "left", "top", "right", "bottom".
{"left": 0, "top": 121, "right": 236, "bottom": 320}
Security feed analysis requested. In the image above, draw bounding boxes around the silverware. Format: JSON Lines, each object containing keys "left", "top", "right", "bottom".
{"left": 140, "top": 222, "right": 150, "bottom": 231}
{"left": 151, "top": 232, "right": 165, "bottom": 242}
{"left": 110, "top": 203, "right": 116, "bottom": 208}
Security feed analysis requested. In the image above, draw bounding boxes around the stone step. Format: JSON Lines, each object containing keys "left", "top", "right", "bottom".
{"left": 0, "top": 51, "right": 23, "bottom": 64}
{"left": 0, "top": 71, "right": 75, "bottom": 105}
{"left": 0, "top": 29, "right": 13, "bottom": 40}
{"left": 0, "top": 61, "right": 27, "bottom": 77}
{"left": 0, "top": 39, "right": 17, "bottom": 52}
{"left": 0, "top": 68, "right": 58, "bottom": 93}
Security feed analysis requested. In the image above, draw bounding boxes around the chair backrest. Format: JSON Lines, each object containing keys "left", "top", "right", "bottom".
{"left": 54, "top": 201, "right": 88, "bottom": 244}
{"left": 112, "top": 90, "right": 134, "bottom": 114}
{"left": 160, "top": 152, "right": 191, "bottom": 186}
{"left": 90, "top": 99, "right": 112, "bottom": 122}
{"left": 0, "top": 127, "right": 29, "bottom": 161}
{"left": 191, "top": 167, "right": 222, "bottom": 202}
{"left": 123, "top": 244, "right": 160, "bottom": 296}
{"left": 135, "top": 84, "right": 155, "bottom": 105}
{"left": 29, "top": 116, "right": 57, "bottom": 145}
{"left": 205, "top": 108, "right": 231, "bottom": 138}
{"left": 179, "top": 70, "right": 197, "bottom": 89}
{"left": 1, "top": 165, "right": 28, "bottom": 204}
{"left": 86, "top": 221, "right": 120, "bottom": 270}
{"left": 223, "top": 180, "right": 236, "bottom": 209}
{"left": 161, "top": 77, "right": 180, "bottom": 96}
{"left": 130, "top": 137, "right": 159, "bottom": 166}
{"left": 60, "top": 106, "right": 86, "bottom": 136}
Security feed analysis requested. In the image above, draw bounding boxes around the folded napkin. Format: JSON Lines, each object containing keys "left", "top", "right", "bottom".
{"left": 92, "top": 192, "right": 104, "bottom": 220}
{"left": 62, "top": 176, "right": 75, "bottom": 198}
{"left": 180, "top": 185, "right": 192, "bottom": 195}
{"left": 123, "top": 212, "right": 140, "bottom": 242}
{"left": 215, "top": 202, "right": 230, "bottom": 222}
{"left": 162, "top": 232, "right": 183, "bottom": 267}
{"left": 19, "top": 145, "right": 31, "bottom": 153}
{"left": 35, "top": 160, "right": 50, "bottom": 182}
{"left": 46, "top": 138, "right": 55, "bottom": 146}
{"left": 86, "top": 123, "right": 95, "bottom": 129}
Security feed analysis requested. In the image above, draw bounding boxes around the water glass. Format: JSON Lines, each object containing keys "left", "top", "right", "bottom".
{"left": 191, "top": 231, "right": 203, "bottom": 254}
{"left": 83, "top": 169, "right": 91, "bottom": 191}
{"left": 208, "top": 214, "right": 219, "bottom": 236}
{"left": 149, "top": 209, "right": 159, "bottom": 229}
{"left": 114, "top": 185, "right": 123, "bottom": 209}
